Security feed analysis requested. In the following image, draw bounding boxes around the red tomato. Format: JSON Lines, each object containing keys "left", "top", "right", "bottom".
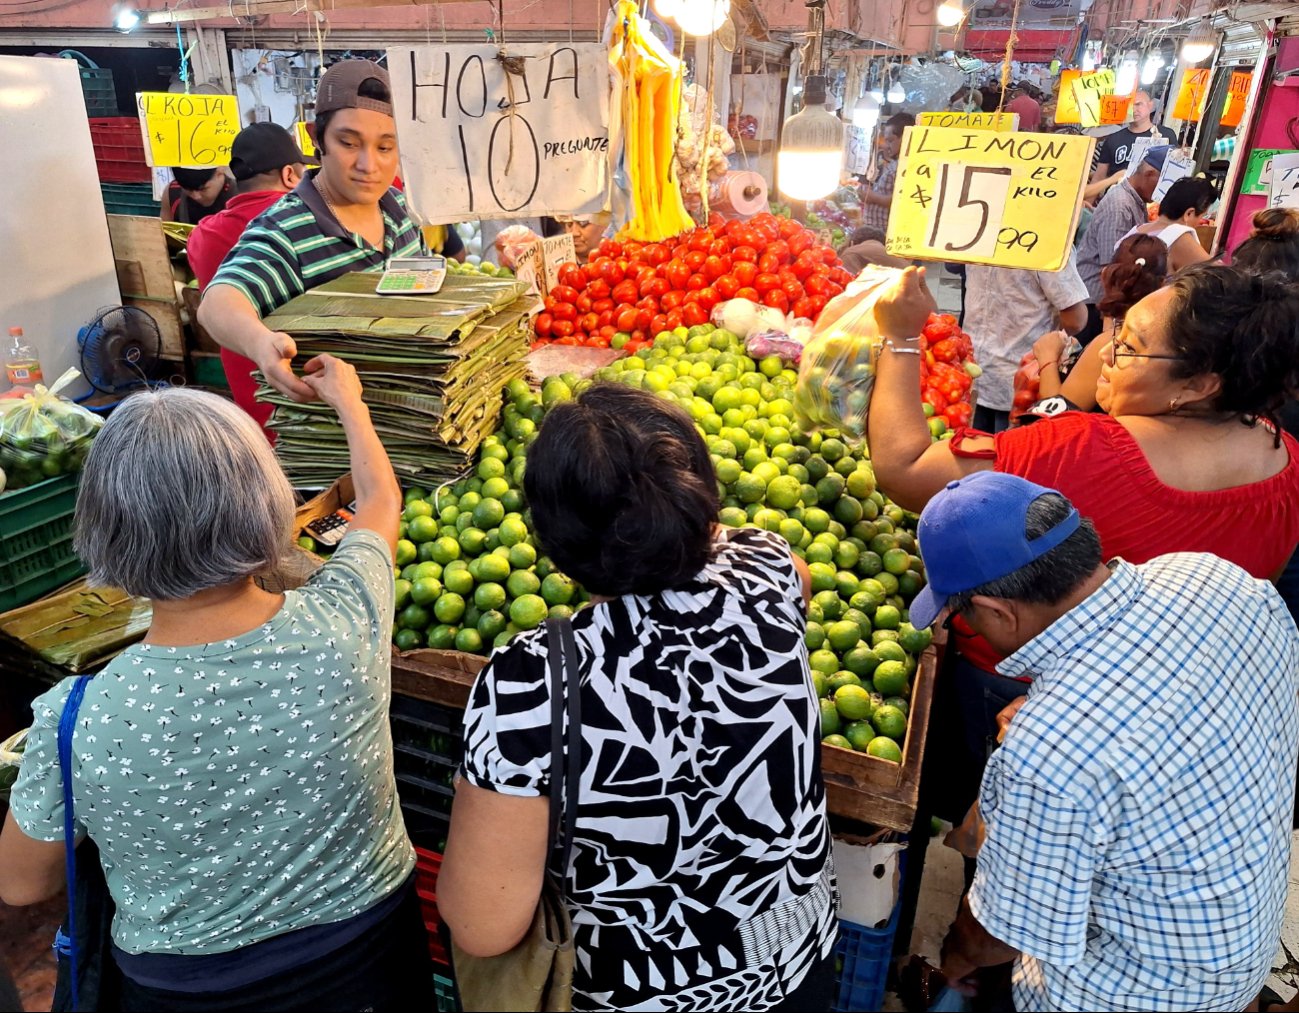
{"left": 634, "top": 309, "right": 653, "bottom": 331}
{"left": 592, "top": 298, "right": 614, "bottom": 314}
{"left": 715, "top": 275, "right": 740, "bottom": 299}
{"left": 558, "top": 264, "right": 587, "bottom": 289}
{"left": 575, "top": 293, "right": 593, "bottom": 314}
{"left": 778, "top": 218, "right": 802, "bottom": 239}
{"left": 703, "top": 255, "right": 729, "bottom": 280}
{"left": 688, "top": 231, "right": 712, "bottom": 252}
{"left": 534, "top": 312, "right": 553, "bottom": 337}
{"left": 551, "top": 319, "right": 575, "bottom": 337}
{"left": 697, "top": 286, "right": 720, "bottom": 311}
{"left": 634, "top": 265, "right": 658, "bottom": 284}
{"left": 781, "top": 279, "right": 804, "bottom": 301}
{"left": 612, "top": 279, "right": 638, "bottom": 305}
{"left": 824, "top": 281, "right": 844, "bottom": 299}
{"left": 630, "top": 329, "right": 647, "bottom": 345}
{"left": 686, "top": 273, "right": 707, "bottom": 291}
{"left": 830, "top": 267, "right": 853, "bottom": 286}
{"left": 733, "top": 261, "right": 758, "bottom": 286}
{"left": 555, "top": 335, "right": 578, "bottom": 346}
{"left": 767, "top": 239, "right": 791, "bottom": 263}
{"left": 580, "top": 311, "right": 600, "bottom": 332}
{"left": 922, "top": 388, "right": 949, "bottom": 413}
{"left": 650, "top": 313, "right": 669, "bottom": 336}
{"left": 709, "top": 240, "right": 730, "bottom": 258}
{"left": 615, "top": 306, "right": 639, "bottom": 331}
{"left": 643, "top": 243, "right": 670, "bottom": 265}
{"left": 660, "top": 290, "right": 686, "bottom": 311}
{"left": 757, "top": 252, "right": 781, "bottom": 275}
{"left": 763, "top": 289, "right": 789, "bottom": 313}
{"left": 806, "top": 294, "right": 828, "bottom": 317}
{"left": 586, "top": 278, "right": 611, "bottom": 300}
{"left": 735, "top": 286, "right": 761, "bottom": 302}
{"left": 731, "top": 245, "right": 758, "bottom": 264}
{"left": 665, "top": 308, "right": 684, "bottom": 330}
{"left": 646, "top": 277, "right": 670, "bottom": 298}
{"left": 734, "top": 226, "right": 760, "bottom": 248}
{"left": 754, "top": 272, "right": 781, "bottom": 294}
{"left": 788, "top": 231, "right": 813, "bottom": 257}
{"left": 943, "top": 404, "right": 972, "bottom": 429}
{"left": 682, "top": 302, "right": 709, "bottom": 327}
{"left": 684, "top": 250, "right": 707, "bottom": 272}
{"left": 597, "top": 239, "right": 622, "bottom": 259}
{"left": 551, "top": 284, "right": 579, "bottom": 304}
{"left": 821, "top": 247, "right": 839, "bottom": 265}
{"left": 552, "top": 302, "right": 577, "bottom": 323}
{"left": 596, "top": 309, "right": 614, "bottom": 329}
{"left": 791, "top": 297, "right": 814, "bottom": 319}
{"left": 665, "top": 260, "right": 691, "bottom": 290}
{"left": 805, "top": 275, "right": 831, "bottom": 297}
{"left": 636, "top": 295, "right": 660, "bottom": 313}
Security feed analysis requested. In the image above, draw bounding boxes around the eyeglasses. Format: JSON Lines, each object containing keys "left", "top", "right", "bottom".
{"left": 1110, "top": 334, "right": 1180, "bottom": 366}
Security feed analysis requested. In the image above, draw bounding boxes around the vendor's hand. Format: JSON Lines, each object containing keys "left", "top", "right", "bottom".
{"left": 996, "top": 696, "right": 1028, "bottom": 742}
{"left": 874, "top": 266, "right": 937, "bottom": 340}
{"left": 1032, "top": 329, "right": 1069, "bottom": 368}
{"left": 938, "top": 939, "right": 980, "bottom": 996}
{"left": 300, "top": 354, "right": 364, "bottom": 414}
{"left": 258, "top": 331, "right": 316, "bottom": 403}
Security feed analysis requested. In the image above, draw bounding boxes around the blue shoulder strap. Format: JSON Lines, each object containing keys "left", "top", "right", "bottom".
{"left": 55, "top": 675, "right": 93, "bottom": 1011}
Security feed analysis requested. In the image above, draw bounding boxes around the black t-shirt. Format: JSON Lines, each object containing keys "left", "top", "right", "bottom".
{"left": 1096, "top": 126, "right": 1174, "bottom": 173}
{"left": 167, "top": 179, "right": 233, "bottom": 225}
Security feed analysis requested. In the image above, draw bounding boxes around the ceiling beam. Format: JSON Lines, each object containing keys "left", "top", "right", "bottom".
{"left": 143, "top": 0, "right": 475, "bottom": 26}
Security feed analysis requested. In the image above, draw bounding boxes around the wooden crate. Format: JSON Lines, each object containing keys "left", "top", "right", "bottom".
{"left": 820, "top": 636, "right": 941, "bottom": 833}
{"left": 391, "top": 647, "right": 485, "bottom": 710}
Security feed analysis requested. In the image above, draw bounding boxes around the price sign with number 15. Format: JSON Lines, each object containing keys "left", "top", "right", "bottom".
{"left": 886, "top": 126, "right": 1095, "bottom": 272}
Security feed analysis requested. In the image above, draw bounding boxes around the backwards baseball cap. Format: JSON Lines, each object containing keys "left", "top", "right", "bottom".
{"left": 228, "top": 122, "right": 317, "bottom": 181}
{"left": 908, "top": 472, "right": 1081, "bottom": 629}
{"left": 315, "top": 59, "right": 393, "bottom": 117}
{"left": 1141, "top": 144, "right": 1173, "bottom": 172}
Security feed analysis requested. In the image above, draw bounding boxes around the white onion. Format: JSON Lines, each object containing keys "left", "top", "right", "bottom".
{"left": 720, "top": 298, "right": 760, "bottom": 337}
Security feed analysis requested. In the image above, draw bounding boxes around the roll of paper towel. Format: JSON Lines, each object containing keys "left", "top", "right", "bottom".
{"left": 711, "top": 171, "right": 768, "bottom": 219}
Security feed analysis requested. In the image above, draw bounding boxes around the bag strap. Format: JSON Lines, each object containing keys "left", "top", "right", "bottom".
{"left": 544, "top": 618, "right": 583, "bottom": 898}
{"left": 57, "top": 675, "right": 93, "bottom": 1011}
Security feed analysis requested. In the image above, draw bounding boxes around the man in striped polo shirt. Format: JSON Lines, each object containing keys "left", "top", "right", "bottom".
{"left": 198, "top": 59, "right": 421, "bottom": 402}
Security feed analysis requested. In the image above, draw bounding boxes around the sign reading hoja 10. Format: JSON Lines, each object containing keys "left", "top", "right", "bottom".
{"left": 388, "top": 44, "right": 610, "bottom": 225}
{"left": 886, "top": 126, "right": 1095, "bottom": 272}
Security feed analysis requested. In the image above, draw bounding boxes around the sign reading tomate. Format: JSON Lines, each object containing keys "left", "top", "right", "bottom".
{"left": 886, "top": 126, "right": 1095, "bottom": 272}
{"left": 387, "top": 44, "right": 609, "bottom": 224}
{"left": 136, "top": 92, "right": 238, "bottom": 168}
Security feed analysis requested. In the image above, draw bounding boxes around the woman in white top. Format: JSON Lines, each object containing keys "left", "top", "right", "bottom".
{"left": 1116, "top": 176, "right": 1217, "bottom": 275}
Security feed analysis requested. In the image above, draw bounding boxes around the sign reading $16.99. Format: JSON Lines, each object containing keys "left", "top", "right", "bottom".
{"left": 885, "top": 126, "right": 1096, "bottom": 272}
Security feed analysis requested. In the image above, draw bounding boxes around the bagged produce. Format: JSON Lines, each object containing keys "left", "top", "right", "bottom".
{"left": 793, "top": 267, "right": 899, "bottom": 438}
{"left": 0, "top": 369, "right": 101, "bottom": 490}
{"left": 0, "top": 729, "right": 27, "bottom": 802}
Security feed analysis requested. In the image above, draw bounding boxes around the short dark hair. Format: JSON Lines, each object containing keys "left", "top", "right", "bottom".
{"left": 236, "top": 167, "right": 290, "bottom": 195}
{"left": 885, "top": 112, "right": 915, "bottom": 135}
{"left": 1163, "top": 264, "right": 1299, "bottom": 439}
{"left": 314, "top": 75, "right": 393, "bottom": 155}
{"left": 947, "top": 494, "right": 1101, "bottom": 614}
{"left": 524, "top": 384, "right": 720, "bottom": 597}
{"left": 1158, "top": 177, "right": 1216, "bottom": 221}
{"left": 172, "top": 166, "right": 222, "bottom": 191}
{"left": 849, "top": 225, "right": 886, "bottom": 246}
{"left": 1232, "top": 208, "right": 1299, "bottom": 282}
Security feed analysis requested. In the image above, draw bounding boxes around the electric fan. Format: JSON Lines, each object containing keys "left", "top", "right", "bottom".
{"left": 77, "top": 306, "right": 162, "bottom": 396}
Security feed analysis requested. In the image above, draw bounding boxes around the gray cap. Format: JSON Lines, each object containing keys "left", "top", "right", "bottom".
{"left": 315, "top": 60, "right": 392, "bottom": 117}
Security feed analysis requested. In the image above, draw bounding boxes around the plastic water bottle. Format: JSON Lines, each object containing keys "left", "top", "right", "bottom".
{"left": 4, "top": 327, "right": 43, "bottom": 389}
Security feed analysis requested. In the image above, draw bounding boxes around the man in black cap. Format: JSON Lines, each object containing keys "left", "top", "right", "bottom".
{"left": 199, "top": 59, "right": 424, "bottom": 402}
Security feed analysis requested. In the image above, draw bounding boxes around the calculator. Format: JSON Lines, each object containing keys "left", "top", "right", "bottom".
{"left": 376, "top": 256, "right": 447, "bottom": 295}
{"left": 305, "top": 501, "right": 357, "bottom": 547}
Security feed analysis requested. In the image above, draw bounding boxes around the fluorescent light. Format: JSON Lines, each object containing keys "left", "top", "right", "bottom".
{"left": 675, "top": 0, "right": 730, "bottom": 36}
{"left": 1115, "top": 56, "right": 1139, "bottom": 96}
{"left": 1140, "top": 53, "right": 1164, "bottom": 85}
{"left": 778, "top": 77, "right": 844, "bottom": 201}
{"left": 651, "top": 0, "right": 681, "bottom": 17}
{"left": 852, "top": 93, "right": 881, "bottom": 129}
{"left": 936, "top": 1, "right": 965, "bottom": 28}
{"left": 887, "top": 80, "right": 906, "bottom": 104}
{"left": 1181, "top": 18, "right": 1217, "bottom": 64}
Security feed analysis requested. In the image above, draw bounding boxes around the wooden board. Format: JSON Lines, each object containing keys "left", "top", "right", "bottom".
{"left": 820, "top": 634, "right": 942, "bottom": 833}
{"left": 106, "top": 214, "right": 184, "bottom": 360}
{"left": 391, "top": 648, "right": 485, "bottom": 711}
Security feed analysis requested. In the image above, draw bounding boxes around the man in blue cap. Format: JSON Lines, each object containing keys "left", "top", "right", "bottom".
{"left": 1074, "top": 144, "right": 1172, "bottom": 342}
{"left": 912, "top": 472, "right": 1299, "bottom": 1012}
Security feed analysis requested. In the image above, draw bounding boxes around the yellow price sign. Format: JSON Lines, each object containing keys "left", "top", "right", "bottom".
{"left": 294, "top": 121, "right": 317, "bottom": 158}
{"left": 885, "top": 126, "right": 1096, "bottom": 272}
{"left": 1054, "top": 68, "right": 1115, "bottom": 126}
{"left": 136, "top": 92, "right": 238, "bottom": 168}
{"left": 916, "top": 111, "right": 1019, "bottom": 132}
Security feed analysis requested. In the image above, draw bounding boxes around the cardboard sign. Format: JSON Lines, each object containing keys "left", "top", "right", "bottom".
{"left": 1221, "top": 71, "right": 1252, "bottom": 128}
{"left": 1173, "top": 69, "right": 1253, "bottom": 125}
{"left": 1269, "top": 152, "right": 1299, "bottom": 210}
{"left": 1123, "top": 137, "right": 1153, "bottom": 179}
{"left": 513, "top": 232, "right": 578, "bottom": 297}
{"left": 1054, "top": 69, "right": 1114, "bottom": 126}
{"left": 387, "top": 44, "right": 609, "bottom": 225}
{"left": 294, "top": 121, "right": 316, "bottom": 158}
{"left": 1242, "top": 149, "right": 1298, "bottom": 196}
{"left": 136, "top": 92, "right": 238, "bottom": 168}
{"left": 1099, "top": 94, "right": 1132, "bottom": 126}
{"left": 917, "top": 111, "right": 1019, "bottom": 132}
{"left": 1151, "top": 150, "right": 1194, "bottom": 204}
{"left": 885, "top": 127, "right": 1095, "bottom": 271}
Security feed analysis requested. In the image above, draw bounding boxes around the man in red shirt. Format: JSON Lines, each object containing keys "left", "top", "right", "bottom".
{"left": 188, "top": 122, "right": 316, "bottom": 438}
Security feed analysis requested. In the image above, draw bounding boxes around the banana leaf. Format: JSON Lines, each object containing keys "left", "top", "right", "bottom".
{"left": 0, "top": 582, "right": 151, "bottom": 673}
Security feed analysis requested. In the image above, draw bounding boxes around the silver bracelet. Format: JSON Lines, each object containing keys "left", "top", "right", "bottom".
{"left": 882, "top": 337, "right": 922, "bottom": 355}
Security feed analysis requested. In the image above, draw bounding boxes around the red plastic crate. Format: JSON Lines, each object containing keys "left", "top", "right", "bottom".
{"left": 97, "top": 159, "right": 152, "bottom": 184}
{"left": 414, "top": 846, "right": 449, "bottom": 966}
{"left": 90, "top": 117, "right": 149, "bottom": 184}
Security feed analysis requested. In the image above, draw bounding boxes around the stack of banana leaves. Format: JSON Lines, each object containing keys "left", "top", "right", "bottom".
{"left": 259, "top": 271, "right": 533, "bottom": 489}
{"left": 0, "top": 581, "right": 151, "bottom": 678}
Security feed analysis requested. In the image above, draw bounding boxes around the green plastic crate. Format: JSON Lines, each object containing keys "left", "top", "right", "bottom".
{"left": 433, "top": 972, "right": 456, "bottom": 1012}
{"left": 0, "top": 474, "right": 85, "bottom": 612}
{"left": 79, "top": 67, "right": 118, "bottom": 116}
{"left": 101, "top": 183, "right": 159, "bottom": 217}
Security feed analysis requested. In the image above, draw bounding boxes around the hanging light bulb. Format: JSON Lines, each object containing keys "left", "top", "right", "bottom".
{"left": 1181, "top": 17, "right": 1217, "bottom": 64}
{"left": 112, "top": 3, "right": 139, "bottom": 31}
{"left": 1115, "top": 53, "right": 1139, "bottom": 96}
{"left": 778, "top": 76, "right": 844, "bottom": 201}
{"left": 674, "top": 0, "right": 730, "bottom": 36}
{"left": 1140, "top": 51, "right": 1165, "bottom": 86}
{"left": 852, "top": 92, "right": 881, "bottom": 130}
{"left": 936, "top": 1, "right": 965, "bottom": 28}
{"left": 1081, "top": 45, "right": 1098, "bottom": 72}
{"left": 651, "top": 0, "right": 681, "bottom": 18}
{"left": 887, "top": 77, "right": 906, "bottom": 104}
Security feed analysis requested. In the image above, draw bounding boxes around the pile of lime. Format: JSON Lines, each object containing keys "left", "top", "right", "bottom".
{"left": 396, "top": 325, "right": 934, "bottom": 763}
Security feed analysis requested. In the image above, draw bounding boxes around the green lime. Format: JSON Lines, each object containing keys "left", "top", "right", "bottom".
{"left": 410, "top": 577, "right": 443, "bottom": 606}
{"left": 872, "top": 661, "right": 910, "bottom": 697}
{"left": 819, "top": 698, "right": 842, "bottom": 737}
{"left": 835, "top": 571, "right": 859, "bottom": 600}
{"left": 540, "top": 572, "right": 576, "bottom": 605}
{"left": 898, "top": 623, "right": 933, "bottom": 655}
{"left": 883, "top": 547, "right": 911, "bottom": 576}
{"left": 834, "top": 684, "right": 873, "bottom": 721}
{"left": 805, "top": 622, "right": 826, "bottom": 650}
{"left": 498, "top": 517, "right": 529, "bottom": 547}
{"left": 477, "top": 553, "right": 511, "bottom": 583}
{"left": 397, "top": 603, "right": 430, "bottom": 630}
{"left": 844, "top": 720, "right": 876, "bottom": 751}
{"left": 846, "top": 468, "right": 876, "bottom": 498}
{"left": 430, "top": 537, "right": 461, "bottom": 565}
{"left": 843, "top": 646, "right": 880, "bottom": 678}
{"left": 779, "top": 519, "right": 806, "bottom": 546}
{"left": 804, "top": 508, "right": 831, "bottom": 534}
{"left": 841, "top": 607, "right": 872, "bottom": 638}
{"left": 509, "top": 594, "right": 548, "bottom": 630}
{"left": 823, "top": 733, "right": 853, "bottom": 750}
{"left": 394, "top": 628, "right": 422, "bottom": 652}
{"left": 459, "top": 527, "right": 488, "bottom": 555}
{"left": 812, "top": 590, "right": 842, "bottom": 621}
{"left": 873, "top": 604, "right": 902, "bottom": 630}
{"left": 809, "top": 649, "right": 841, "bottom": 675}
{"left": 826, "top": 620, "right": 862, "bottom": 652}
{"left": 872, "top": 704, "right": 908, "bottom": 740}
{"left": 548, "top": 604, "right": 575, "bottom": 620}
{"left": 394, "top": 578, "right": 412, "bottom": 609}
{"left": 872, "top": 630, "right": 901, "bottom": 646}
{"left": 433, "top": 593, "right": 466, "bottom": 624}
{"left": 873, "top": 640, "right": 908, "bottom": 665}
{"left": 834, "top": 497, "right": 864, "bottom": 526}
{"left": 806, "top": 542, "right": 834, "bottom": 566}
{"left": 395, "top": 539, "right": 418, "bottom": 566}
{"left": 866, "top": 737, "right": 903, "bottom": 763}
{"left": 477, "top": 609, "right": 508, "bottom": 640}
{"left": 427, "top": 624, "right": 458, "bottom": 650}
{"left": 816, "top": 473, "right": 845, "bottom": 505}
{"left": 507, "top": 569, "right": 542, "bottom": 598}
{"left": 808, "top": 562, "right": 837, "bottom": 593}
{"left": 453, "top": 627, "right": 484, "bottom": 653}
{"left": 443, "top": 567, "right": 474, "bottom": 596}
{"left": 507, "top": 543, "right": 537, "bottom": 570}
{"left": 474, "top": 582, "right": 507, "bottom": 612}
{"left": 766, "top": 474, "right": 803, "bottom": 510}
{"left": 827, "top": 670, "right": 863, "bottom": 694}
{"left": 407, "top": 515, "right": 439, "bottom": 543}
{"left": 473, "top": 499, "right": 506, "bottom": 529}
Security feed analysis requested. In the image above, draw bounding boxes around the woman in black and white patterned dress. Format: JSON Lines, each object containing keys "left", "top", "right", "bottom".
{"left": 438, "top": 384, "right": 838, "bottom": 1012}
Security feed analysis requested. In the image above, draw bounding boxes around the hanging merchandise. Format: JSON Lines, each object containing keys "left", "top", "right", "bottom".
{"left": 708, "top": 170, "right": 769, "bottom": 218}
{"left": 678, "top": 83, "right": 737, "bottom": 214}
{"left": 609, "top": 0, "right": 696, "bottom": 241}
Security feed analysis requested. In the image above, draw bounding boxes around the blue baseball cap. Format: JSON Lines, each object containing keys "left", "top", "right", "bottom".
{"left": 909, "top": 472, "right": 1081, "bottom": 629}
{"left": 1141, "top": 144, "right": 1173, "bottom": 172}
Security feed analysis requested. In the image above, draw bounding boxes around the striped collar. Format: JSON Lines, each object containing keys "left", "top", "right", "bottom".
{"left": 292, "top": 169, "right": 407, "bottom": 246}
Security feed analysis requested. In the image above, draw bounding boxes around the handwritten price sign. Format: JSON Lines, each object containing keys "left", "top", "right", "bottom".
{"left": 886, "top": 126, "right": 1095, "bottom": 272}
{"left": 136, "top": 92, "right": 238, "bottom": 168}
{"left": 388, "top": 44, "right": 609, "bottom": 224}
{"left": 1054, "top": 69, "right": 1115, "bottom": 126}
{"left": 1269, "top": 153, "right": 1299, "bottom": 211}
{"left": 294, "top": 121, "right": 316, "bottom": 158}
{"left": 917, "top": 111, "right": 1019, "bottom": 132}
{"left": 1099, "top": 94, "right": 1132, "bottom": 126}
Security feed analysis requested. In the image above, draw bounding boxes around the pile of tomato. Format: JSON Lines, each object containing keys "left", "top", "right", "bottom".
{"left": 919, "top": 313, "right": 979, "bottom": 431}
{"left": 532, "top": 212, "right": 856, "bottom": 351}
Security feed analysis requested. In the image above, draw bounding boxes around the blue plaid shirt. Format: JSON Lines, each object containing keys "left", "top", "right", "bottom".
{"left": 970, "top": 554, "right": 1299, "bottom": 1012}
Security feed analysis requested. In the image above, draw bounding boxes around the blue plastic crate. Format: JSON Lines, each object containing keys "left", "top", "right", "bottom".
{"left": 833, "top": 848, "right": 907, "bottom": 1012}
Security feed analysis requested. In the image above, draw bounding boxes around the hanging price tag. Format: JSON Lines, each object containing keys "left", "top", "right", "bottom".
{"left": 294, "top": 121, "right": 317, "bottom": 158}
{"left": 1099, "top": 95, "right": 1132, "bottom": 126}
{"left": 136, "top": 92, "right": 239, "bottom": 168}
{"left": 886, "top": 126, "right": 1095, "bottom": 271}
{"left": 1268, "top": 153, "right": 1299, "bottom": 210}
{"left": 1054, "top": 69, "right": 1114, "bottom": 126}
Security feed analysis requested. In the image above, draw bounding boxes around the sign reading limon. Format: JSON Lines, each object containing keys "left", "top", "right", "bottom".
{"left": 916, "top": 111, "right": 1019, "bottom": 132}
{"left": 136, "top": 92, "right": 238, "bottom": 168}
{"left": 886, "top": 126, "right": 1095, "bottom": 272}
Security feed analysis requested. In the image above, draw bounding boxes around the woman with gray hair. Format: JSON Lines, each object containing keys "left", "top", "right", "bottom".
{"left": 0, "top": 357, "right": 430, "bottom": 1010}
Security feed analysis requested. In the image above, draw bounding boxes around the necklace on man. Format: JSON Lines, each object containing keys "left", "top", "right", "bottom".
{"left": 316, "top": 174, "right": 379, "bottom": 248}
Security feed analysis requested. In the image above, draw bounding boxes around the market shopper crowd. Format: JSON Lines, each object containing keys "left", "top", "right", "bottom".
{"left": 4, "top": 47, "right": 1299, "bottom": 1013}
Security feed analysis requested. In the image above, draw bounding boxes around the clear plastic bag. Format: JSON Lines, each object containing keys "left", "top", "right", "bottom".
{"left": 793, "top": 266, "right": 900, "bottom": 438}
{"left": 0, "top": 369, "right": 102, "bottom": 490}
